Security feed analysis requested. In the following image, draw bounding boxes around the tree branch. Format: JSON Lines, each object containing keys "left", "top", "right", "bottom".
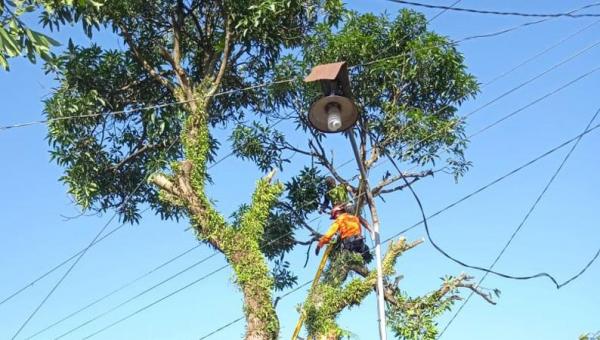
{"left": 372, "top": 169, "right": 433, "bottom": 196}
{"left": 207, "top": 16, "right": 232, "bottom": 98}
{"left": 308, "top": 139, "right": 356, "bottom": 193}
{"left": 112, "top": 143, "right": 162, "bottom": 171}
{"left": 118, "top": 22, "right": 176, "bottom": 93}
{"left": 149, "top": 173, "right": 179, "bottom": 197}
{"left": 336, "top": 238, "right": 423, "bottom": 312}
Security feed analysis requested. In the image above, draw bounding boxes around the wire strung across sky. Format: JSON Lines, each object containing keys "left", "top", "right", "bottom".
{"left": 5, "top": 9, "right": 599, "bottom": 337}
{"left": 44, "top": 84, "right": 600, "bottom": 338}
{"left": 387, "top": 0, "right": 600, "bottom": 18}
{"left": 0, "top": 5, "right": 588, "bottom": 134}
{"left": 9, "top": 139, "right": 181, "bottom": 340}
{"left": 198, "top": 120, "right": 600, "bottom": 339}
{"left": 3, "top": 9, "right": 579, "bottom": 311}
{"left": 424, "top": 0, "right": 461, "bottom": 23}
{"left": 459, "top": 4, "right": 600, "bottom": 43}
{"left": 437, "top": 107, "right": 600, "bottom": 338}
{"left": 478, "top": 16, "right": 600, "bottom": 88}
{"left": 22, "top": 244, "right": 201, "bottom": 339}
{"left": 23, "top": 51, "right": 599, "bottom": 337}
{"left": 68, "top": 71, "right": 600, "bottom": 336}
{"left": 11, "top": 37, "right": 600, "bottom": 339}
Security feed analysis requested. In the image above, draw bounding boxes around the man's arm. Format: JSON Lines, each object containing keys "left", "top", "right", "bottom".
{"left": 318, "top": 221, "right": 339, "bottom": 249}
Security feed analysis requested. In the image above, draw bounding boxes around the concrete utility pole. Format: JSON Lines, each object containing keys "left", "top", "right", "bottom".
{"left": 304, "top": 61, "right": 388, "bottom": 340}
{"left": 348, "top": 132, "right": 388, "bottom": 340}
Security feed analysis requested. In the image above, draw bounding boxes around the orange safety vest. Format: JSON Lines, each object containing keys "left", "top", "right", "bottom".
{"left": 318, "top": 213, "right": 363, "bottom": 248}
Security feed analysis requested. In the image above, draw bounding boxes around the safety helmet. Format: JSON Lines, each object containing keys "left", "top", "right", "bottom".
{"left": 330, "top": 204, "right": 346, "bottom": 219}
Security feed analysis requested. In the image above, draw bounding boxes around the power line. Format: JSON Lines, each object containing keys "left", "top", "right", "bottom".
{"left": 23, "top": 244, "right": 201, "bottom": 339}
{"left": 464, "top": 39, "right": 600, "bottom": 119}
{"left": 44, "top": 206, "right": 331, "bottom": 338}
{"left": 469, "top": 64, "right": 600, "bottom": 138}
{"left": 197, "top": 316, "right": 245, "bottom": 340}
{"left": 200, "top": 119, "right": 600, "bottom": 339}
{"left": 81, "top": 264, "right": 230, "bottom": 340}
{"left": 387, "top": 1, "right": 600, "bottom": 18}
{"left": 386, "top": 122, "right": 600, "bottom": 288}
{"left": 437, "top": 107, "right": 600, "bottom": 338}
{"left": 155, "top": 119, "right": 600, "bottom": 340}
{"left": 0, "top": 79, "right": 295, "bottom": 132}
{"left": 10, "top": 139, "right": 180, "bottom": 339}
{"left": 8, "top": 13, "right": 596, "bottom": 336}
{"left": 54, "top": 252, "right": 219, "bottom": 339}
{"left": 390, "top": 61, "right": 600, "bottom": 167}
{"left": 479, "top": 17, "right": 600, "bottom": 88}
{"left": 199, "top": 280, "right": 313, "bottom": 340}
{"left": 0, "top": 218, "right": 130, "bottom": 307}
{"left": 384, "top": 120, "right": 600, "bottom": 242}
{"left": 0, "top": 12, "right": 580, "bottom": 134}
{"left": 427, "top": 0, "right": 462, "bottom": 23}
{"left": 459, "top": 3, "right": 600, "bottom": 44}
{"left": 47, "top": 50, "right": 600, "bottom": 338}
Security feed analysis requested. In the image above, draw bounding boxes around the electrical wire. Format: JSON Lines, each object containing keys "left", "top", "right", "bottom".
{"left": 479, "top": 17, "right": 600, "bottom": 88}
{"left": 0, "top": 79, "right": 295, "bottom": 132}
{"left": 199, "top": 280, "right": 313, "bottom": 340}
{"left": 8, "top": 12, "right": 598, "bottom": 336}
{"left": 53, "top": 252, "right": 219, "bottom": 339}
{"left": 0, "top": 10, "right": 583, "bottom": 134}
{"left": 463, "top": 39, "right": 600, "bottom": 120}
{"left": 393, "top": 122, "right": 600, "bottom": 289}
{"left": 459, "top": 2, "right": 600, "bottom": 44}
{"left": 469, "top": 64, "right": 600, "bottom": 138}
{"left": 136, "top": 120, "right": 600, "bottom": 340}
{"left": 437, "top": 107, "right": 600, "bottom": 338}
{"left": 383, "top": 120, "right": 600, "bottom": 242}
{"left": 0, "top": 218, "right": 131, "bottom": 307}
{"left": 10, "top": 139, "right": 181, "bottom": 340}
{"left": 23, "top": 244, "right": 201, "bottom": 339}
{"left": 387, "top": 1, "right": 600, "bottom": 18}
{"left": 426, "top": 0, "right": 462, "bottom": 23}
{"left": 80, "top": 264, "right": 230, "bottom": 340}
{"left": 38, "top": 52, "right": 600, "bottom": 339}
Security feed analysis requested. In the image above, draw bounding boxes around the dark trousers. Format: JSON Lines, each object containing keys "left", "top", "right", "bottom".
{"left": 341, "top": 235, "right": 373, "bottom": 263}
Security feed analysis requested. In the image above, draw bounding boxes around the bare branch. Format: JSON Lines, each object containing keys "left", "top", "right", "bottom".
{"left": 456, "top": 282, "right": 496, "bottom": 305}
{"left": 276, "top": 202, "right": 321, "bottom": 236}
{"left": 433, "top": 273, "right": 496, "bottom": 306}
{"left": 308, "top": 139, "right": 356, "bottom": 193}
{"left": 207, "top": 17, "right": 233, "bottom": 98}
{"left": 372, "top": 170, "right": 433, "bottom": 196}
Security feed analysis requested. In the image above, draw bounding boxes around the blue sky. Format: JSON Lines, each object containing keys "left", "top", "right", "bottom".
{"left": 1, "top": 1, "right": 599, "bottom": 339}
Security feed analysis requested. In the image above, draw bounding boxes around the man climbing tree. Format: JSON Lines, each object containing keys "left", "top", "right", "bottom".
{"left": 316, "top": 204, "right": 373, "bottom": 263}
{"left": 38, "top": 1, "right": 495, "bottom": 339}
{"left": 320, "top": 176, "right": 354, "bottom": 213}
